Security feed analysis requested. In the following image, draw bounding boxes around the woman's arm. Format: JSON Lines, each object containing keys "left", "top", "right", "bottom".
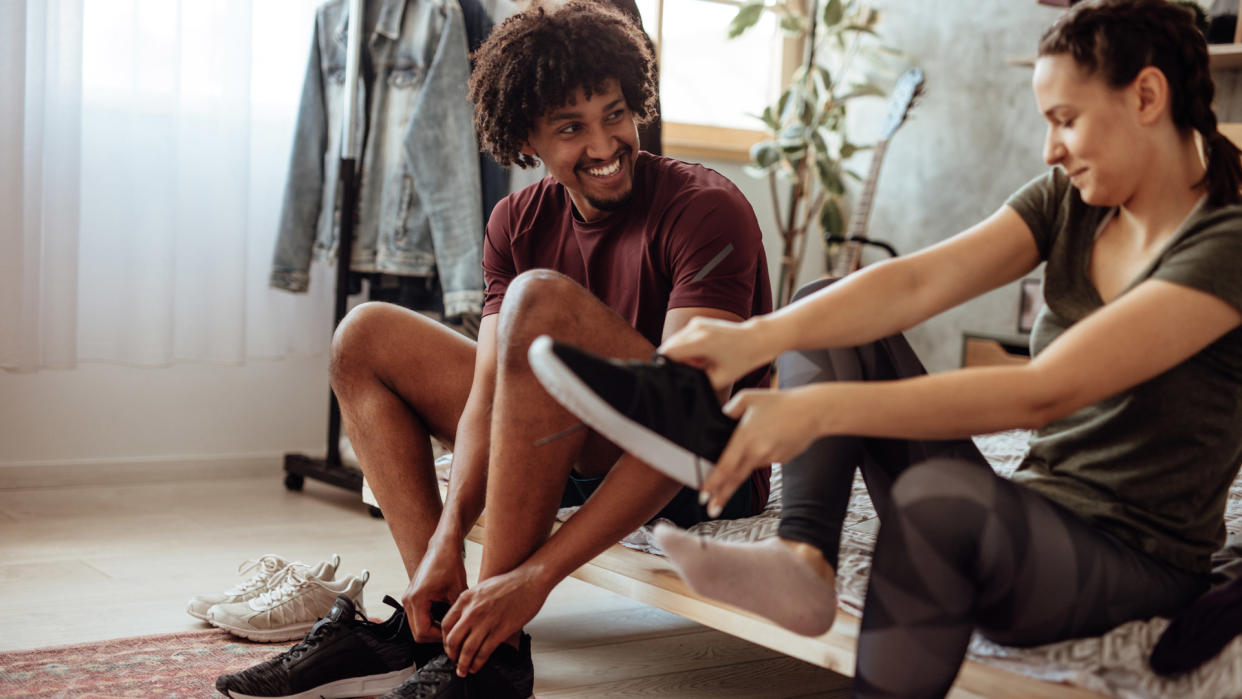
{"left": 700, "top": 277, "right": 1242, "bottom": 510}
{"left": 662, "top": 206, "right": 1043, "bottom": 388}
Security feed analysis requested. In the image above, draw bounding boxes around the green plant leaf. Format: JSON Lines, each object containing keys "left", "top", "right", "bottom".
{"left": 756, "top": 106, "right": 779, "bottom": 131}
{"left": 820, "top": 198, "right": 845, "bottom": 236}
{"left": 841, "top": 23, "right": 879, "bottom": 37}
{"left": 779, "top": 13, "right": 806, "bottom": 35}
{"left": 816, "top": 159, "right": 845, "bottom": 195}
{"left": 822, "top": 0, "right": 844, "bottom": 27}
{"left": 776, "top": 87, "right": 794, "bottom": 121}
{"left": 836, "top": 82, "right": 887, "bottom": 101}
{"left": 809, "top": 128, "right": 827, "bottom": 156}
{"left": 728, "top": 2, "right": 766, "bottom": 39}
{"left": 751, "top": 140, "right": 781, "bottom": 169}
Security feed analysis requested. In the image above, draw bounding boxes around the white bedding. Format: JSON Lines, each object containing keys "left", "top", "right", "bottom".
{"left": 558, "top": 430, "right": 1242, "bottom": 699}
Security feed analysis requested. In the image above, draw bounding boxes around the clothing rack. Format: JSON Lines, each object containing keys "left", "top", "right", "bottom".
{"left": 282, "top": 0, "right": 380, "bottom": 516}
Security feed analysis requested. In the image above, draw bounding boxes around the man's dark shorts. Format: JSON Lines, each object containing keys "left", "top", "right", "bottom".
{"left": 558, "top": 473, "right": 757, "bottom": 529}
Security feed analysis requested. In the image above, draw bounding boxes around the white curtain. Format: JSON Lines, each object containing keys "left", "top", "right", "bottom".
{"left": 1, "top": 0, "right": 336, "bottom": 372}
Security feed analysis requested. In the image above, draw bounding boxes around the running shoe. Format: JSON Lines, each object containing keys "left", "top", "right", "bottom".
{"left": 215, "top": 594, "right": 440, "bottom": 698}
{"left": 208, "top": 567, "right": 369, "bottom": 642}
{"left": 188, "top": 554, "right": 341, "bottom": 622}
{"left": 527, "top": 335, "right": 734, "bottom": 488}
{"left": 378, "top": 633, "right": 533, "bottom": 698}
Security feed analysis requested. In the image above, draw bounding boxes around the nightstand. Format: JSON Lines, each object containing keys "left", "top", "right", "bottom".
{"left": 961, "top": 331, "right": 1031, "bottom": 368}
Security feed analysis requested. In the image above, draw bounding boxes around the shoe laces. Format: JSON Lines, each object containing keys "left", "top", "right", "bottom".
{"left": 280, "top": 604, "right": 366, "bottom": 663}
{"left": 250, "top": 566, "right": 314, "bottom": 609}
{"left": 398, "top": 655, "right": 458, "bottom": 698}
{"left": 225, "top": 555, "right": 285, "bottom": 595}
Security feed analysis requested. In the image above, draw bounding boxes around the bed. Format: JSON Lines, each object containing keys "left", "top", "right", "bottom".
{"left": 414, "top": 430, "right": 1242, "bottom": 697}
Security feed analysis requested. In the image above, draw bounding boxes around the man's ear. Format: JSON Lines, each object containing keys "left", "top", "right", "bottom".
{"left": 519, "top": 140, "right": 536, "bottom": 157}
{"left": 1132, "top": 65, "right": 1170, "bottom": 127}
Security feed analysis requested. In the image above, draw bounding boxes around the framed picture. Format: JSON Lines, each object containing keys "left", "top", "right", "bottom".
{"left": 1017, "top": 277, "right": 1043, "bottom": 334}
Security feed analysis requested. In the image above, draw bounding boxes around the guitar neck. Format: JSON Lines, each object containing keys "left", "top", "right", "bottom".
{"left": 831, "top": 138, "right": 889, "bottom": 278}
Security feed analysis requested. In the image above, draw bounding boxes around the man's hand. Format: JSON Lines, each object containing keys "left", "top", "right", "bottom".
{"left": 441, "top": 565, "right": 551, "bottom": 677}
{"left": 403, "top": 536, "right": 469, "bottom": 643}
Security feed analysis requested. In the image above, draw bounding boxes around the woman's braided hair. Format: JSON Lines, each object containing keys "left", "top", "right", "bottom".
{"left": 468, "top": 1, "right": 659, "bottom": 169}
{"left": 1039, "top": 0, "right": 1242, "bottom": 205}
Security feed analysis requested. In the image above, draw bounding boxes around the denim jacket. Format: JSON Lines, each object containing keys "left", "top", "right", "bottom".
{"left": 271, "top": 0, "right": 484, "bottom": 317}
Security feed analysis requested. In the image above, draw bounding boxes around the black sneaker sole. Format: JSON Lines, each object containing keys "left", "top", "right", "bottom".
{"left": 528, "top": 335, "right": 716, "bottom": 489}
{"left": 225, "top": 666, "right": 416, "bottom": 699}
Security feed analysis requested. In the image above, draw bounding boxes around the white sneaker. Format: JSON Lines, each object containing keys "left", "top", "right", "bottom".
{"left": 207, "top": 567, "right": 370, "bottom": 642}
{"left": 186, "top": 553, "right": 341, "bottom": 621}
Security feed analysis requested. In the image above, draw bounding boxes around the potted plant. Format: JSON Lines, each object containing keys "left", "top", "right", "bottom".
{"left": 729, "top": 0, "right": 898, "bottom": 305}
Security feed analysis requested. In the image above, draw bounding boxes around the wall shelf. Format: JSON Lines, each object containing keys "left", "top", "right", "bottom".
{"left": 1008, "top": 43, "right": 1242, "bottom": 71}
{"left": 1211, "top": 43, "right": 1242, "bottom": 70}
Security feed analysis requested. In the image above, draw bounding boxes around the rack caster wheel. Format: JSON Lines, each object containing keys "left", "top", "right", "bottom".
{"left": 368, "top": 506, "right": 384, "bottom": 519}
{"left": 284, "top": 473, "right": 305, "bottom": 491}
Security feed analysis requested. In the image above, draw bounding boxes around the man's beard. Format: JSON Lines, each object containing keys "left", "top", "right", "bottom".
{"left": 585, "top": 187, "right": 634, "bottom": 213}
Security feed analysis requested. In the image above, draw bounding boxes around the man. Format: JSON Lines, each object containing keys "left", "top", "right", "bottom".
{"left": 217, "top": 3, "right": 771, "bottom": 697}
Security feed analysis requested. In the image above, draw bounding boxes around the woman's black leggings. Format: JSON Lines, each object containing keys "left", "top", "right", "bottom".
{"left": 776, "top": 279, "right": 1206, "bottom": 698}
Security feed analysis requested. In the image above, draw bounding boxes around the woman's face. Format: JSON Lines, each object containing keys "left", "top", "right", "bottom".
{"left": 1033, "top": 54, "right": 1144, "bottom": 206}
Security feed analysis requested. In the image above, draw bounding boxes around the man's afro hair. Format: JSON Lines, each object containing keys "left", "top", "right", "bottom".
{"left": 469, "top": 1, "right": 659, "bottom": 169}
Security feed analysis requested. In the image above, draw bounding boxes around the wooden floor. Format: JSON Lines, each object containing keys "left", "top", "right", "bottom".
{"left": 0, "top": 469, "right": 852, "bottom": 697}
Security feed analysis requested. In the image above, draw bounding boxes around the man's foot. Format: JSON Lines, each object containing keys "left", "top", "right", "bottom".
{"left": 215, "top": 595, "right": 441, "bottom": 698}
{"left": 378, "top": 634, "right": 534, "bottom": 698}
{"left": 527, "top": 335, "right": 734, "bottom": 488}
{"left": 653, "top": 524, "right": 838, "bottom": 637}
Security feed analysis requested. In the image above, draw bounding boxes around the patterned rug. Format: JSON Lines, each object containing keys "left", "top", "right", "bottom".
{"left": 0, "top": 629, "right": 287, "bottom": 698}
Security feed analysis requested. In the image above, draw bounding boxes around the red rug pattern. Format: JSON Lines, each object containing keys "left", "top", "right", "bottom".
{"left": 0, "top": 629, "right": 286, "bottom": 698}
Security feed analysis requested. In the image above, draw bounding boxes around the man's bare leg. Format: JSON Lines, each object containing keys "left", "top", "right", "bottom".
{"left": 330, "top": 302, "right": 476, "bottom": 577}
{"left": 481, "top": 270, "right": 681, "bottom": 578}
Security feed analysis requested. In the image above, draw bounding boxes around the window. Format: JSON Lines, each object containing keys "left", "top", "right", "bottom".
{"left": 634, "top": 0, "right": 800, "bottom": 161}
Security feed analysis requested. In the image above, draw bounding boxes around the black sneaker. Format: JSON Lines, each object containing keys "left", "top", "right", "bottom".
{"left": 527, "top": 335, "right": 735, "bottom": 489}
{"left": 215, "top": 594, "right": 441, "bottom": 698}
{"left": 378, "top": 633, "right": 534, "bottom": 698}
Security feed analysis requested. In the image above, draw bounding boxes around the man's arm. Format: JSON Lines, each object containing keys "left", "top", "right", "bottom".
{"left": 403, "top": 314, "right": 499, "bottom": 641}
{"left": 441, "top": 307, "right": 745, "bottom": 673}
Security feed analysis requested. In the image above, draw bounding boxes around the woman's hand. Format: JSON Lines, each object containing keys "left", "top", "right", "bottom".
{"left": 659, "top": 316, "right": 778, "bottom": 390}
{"left": 702, "top": 386, "right": 825, "bottom": 515}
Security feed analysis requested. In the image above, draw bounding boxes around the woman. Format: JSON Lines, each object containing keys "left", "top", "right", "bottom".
{"left": 650, "top": 1, "right": 1242, "bottom": 695}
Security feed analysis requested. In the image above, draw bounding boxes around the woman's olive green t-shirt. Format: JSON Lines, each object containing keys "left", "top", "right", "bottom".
{"left": 1006, "top": 168, "right": 1242, "bottom": 573}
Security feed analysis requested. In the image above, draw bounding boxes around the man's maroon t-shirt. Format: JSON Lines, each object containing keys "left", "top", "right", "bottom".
{"left": 481, "top": 152, "right": 773, "bottom": 510}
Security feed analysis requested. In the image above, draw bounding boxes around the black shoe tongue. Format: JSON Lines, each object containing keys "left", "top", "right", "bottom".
{"left": 327, "top": 594, "right": 356, "bottom": 622}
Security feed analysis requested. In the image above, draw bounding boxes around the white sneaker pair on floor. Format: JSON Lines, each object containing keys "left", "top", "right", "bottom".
{"left": 187, "top": 553, "right": 369, "bottom": 642}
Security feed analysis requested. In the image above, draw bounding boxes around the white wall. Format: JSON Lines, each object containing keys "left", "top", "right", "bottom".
{"left": 0, "top": 357, "right": 329, "bottom": 470}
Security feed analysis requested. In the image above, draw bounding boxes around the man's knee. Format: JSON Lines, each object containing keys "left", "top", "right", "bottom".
{"left": 501, "top": 269, "right": 582, "bottom": 323}
{"left": 329, "top": 302, "right": 399, "bottom": 389}
{"left": 495, "top": 270, "right": 584, "bottom": 365}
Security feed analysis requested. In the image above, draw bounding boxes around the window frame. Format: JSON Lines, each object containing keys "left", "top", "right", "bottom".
{"left": 645, "top": 0, "right": 804, "bottom": 162}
